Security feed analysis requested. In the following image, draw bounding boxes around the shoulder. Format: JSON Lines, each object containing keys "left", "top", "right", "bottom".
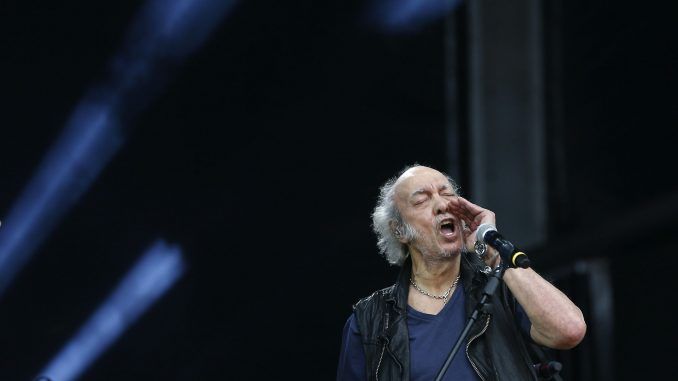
{"left": 349, "top": 285, "right": 395, "bottom": 343}
{"left": 352, "top": 284, "right": 395, "bottom": 313}
{"left": 352, "top": 284, "right": 396, "bottom": 327}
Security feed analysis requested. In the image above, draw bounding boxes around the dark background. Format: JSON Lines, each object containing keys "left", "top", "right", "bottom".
{"left": 1, "top": 0, "right": 676, "bottom": 380}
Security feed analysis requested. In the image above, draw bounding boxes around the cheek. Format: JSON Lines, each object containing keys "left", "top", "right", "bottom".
{"left": 407, "top": 215, "right": 428, "bottom": 228}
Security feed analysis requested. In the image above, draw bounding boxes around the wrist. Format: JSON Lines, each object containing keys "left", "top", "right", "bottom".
{"left": 487, "top": 247, "right": 501, "bottom": 268}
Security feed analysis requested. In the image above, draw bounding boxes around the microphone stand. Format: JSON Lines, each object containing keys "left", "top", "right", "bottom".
{"left": 434, "top": 264, "right": 507, "bottom": 381}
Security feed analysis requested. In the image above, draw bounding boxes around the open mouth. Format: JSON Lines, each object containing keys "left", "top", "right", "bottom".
{"left": 439, "top": 219, "right": 456, "bottom": 239}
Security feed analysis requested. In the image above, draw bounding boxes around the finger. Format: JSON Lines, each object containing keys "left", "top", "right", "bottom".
{"left": 456, "top": 197, "right": 494, "bottom": 231}
{"left": 447, "top": 199, "right": 475, "bottom": 227}
{"left": 456, "top": 196, "right": 485, "bottom": 217}
{"left": 454, "top": 197, "right": 484, "bottom": 229}
{"left": 447, "top": 197, "right": 475, "bottom": 219}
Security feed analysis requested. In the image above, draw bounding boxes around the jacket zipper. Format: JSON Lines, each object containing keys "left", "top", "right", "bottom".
{"left": 466, "top": 315, "right": 491, "bottom": 381}
{"left": 375, "top": 312, "right": 389, "bottom": 381}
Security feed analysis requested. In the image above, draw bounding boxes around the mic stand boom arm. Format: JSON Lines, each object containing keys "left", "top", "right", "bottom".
{"left": 434, "top": 264, "right": 506, "bottom": 381}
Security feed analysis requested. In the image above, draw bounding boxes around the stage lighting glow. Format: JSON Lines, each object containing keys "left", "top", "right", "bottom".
{"left": 0, "top": 99, "right": 122, "bottom": 296}
{"left": 367, "top": 0, "right": 461, "bottom": 33}
{"left": 0, "top": 0, "right": 236, "bottom": 296}
{"left": 36, "top": 240, "right": 185, "bottom": 381}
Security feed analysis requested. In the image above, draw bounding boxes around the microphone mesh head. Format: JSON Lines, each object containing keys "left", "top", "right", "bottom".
{"left": 476, "top": 223, "right": 497, "bottom": 242}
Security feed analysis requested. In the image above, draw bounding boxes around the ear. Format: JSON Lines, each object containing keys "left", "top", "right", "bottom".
{"left": 390, "top": 220, "right": 408, "bottom": 244}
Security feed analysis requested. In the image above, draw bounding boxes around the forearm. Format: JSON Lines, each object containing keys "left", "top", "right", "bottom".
{"left": 503, "top": 267, "right": 586, "bottom": 349}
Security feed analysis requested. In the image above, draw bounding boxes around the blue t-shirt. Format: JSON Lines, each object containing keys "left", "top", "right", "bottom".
{"left": 336, "top": 283, "right": 532, "bottom": 381}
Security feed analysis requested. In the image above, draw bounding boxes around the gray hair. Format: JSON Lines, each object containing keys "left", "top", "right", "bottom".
{"left": 371, "top": 165, "right": 459, "bottom": 266}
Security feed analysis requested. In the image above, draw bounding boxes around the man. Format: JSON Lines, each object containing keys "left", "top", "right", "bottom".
{"left": 337, "top": 165, "right": 586, "bottom": 381}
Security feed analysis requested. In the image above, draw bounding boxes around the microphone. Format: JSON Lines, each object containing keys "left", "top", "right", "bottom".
{"left": 533, "top": 361, "right": 562, "bottom": 379}
{"left": 476, "top": 223, "right": 531, "bottom": 268}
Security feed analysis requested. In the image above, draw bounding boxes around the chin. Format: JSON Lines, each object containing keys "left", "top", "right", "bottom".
{"left": 438, "top": 247, "right": 461, "bottom": 258}
{"left": 440, "top": 242, "right": 461, "bottom": 255}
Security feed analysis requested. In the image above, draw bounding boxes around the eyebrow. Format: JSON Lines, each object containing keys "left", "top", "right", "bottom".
{"left": 410, "top": 184, "right": 452, "bottom": 198}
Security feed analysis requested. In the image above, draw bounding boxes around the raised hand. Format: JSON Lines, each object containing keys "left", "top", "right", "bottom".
{"left": 447, "top": 196, "right": 500, "bottom": 266}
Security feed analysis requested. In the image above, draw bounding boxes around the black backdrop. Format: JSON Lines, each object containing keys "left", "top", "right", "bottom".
{"left": 1, "top": 1, "right": 676, "bottom": 380}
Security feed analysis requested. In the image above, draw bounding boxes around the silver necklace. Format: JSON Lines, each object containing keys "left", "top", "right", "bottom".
{"left": 410, "top": 275, "right": 460, "bottom": 301}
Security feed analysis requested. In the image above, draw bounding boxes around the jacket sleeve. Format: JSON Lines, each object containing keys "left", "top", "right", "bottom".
{"left": 336, "top": 312, "right": 367, "bottom": 381}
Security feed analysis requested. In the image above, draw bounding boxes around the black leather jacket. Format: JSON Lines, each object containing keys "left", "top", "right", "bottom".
{"left": 353, "top": 253, "right": 538, "bottom": 381}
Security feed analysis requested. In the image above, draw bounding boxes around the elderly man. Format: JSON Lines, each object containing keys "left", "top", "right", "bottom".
{"left": 337, "top": 165, "right": 586, "bottom": 381}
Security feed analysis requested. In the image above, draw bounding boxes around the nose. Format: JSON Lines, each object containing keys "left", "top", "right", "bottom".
{"left": 433, "top": 194, "right": 448, "bottom": 215}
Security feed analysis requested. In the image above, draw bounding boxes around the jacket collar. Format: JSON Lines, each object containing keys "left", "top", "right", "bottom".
{"left": 387, "top": 251, "right": 488, "bottom": 313}
{"left": 384, "top": 256, "right": 412, "bottom": 313}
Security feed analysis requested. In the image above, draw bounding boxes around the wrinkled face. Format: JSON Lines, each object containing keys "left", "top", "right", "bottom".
{"left": 394, "top": 166, "right": 464, "bottom": 260}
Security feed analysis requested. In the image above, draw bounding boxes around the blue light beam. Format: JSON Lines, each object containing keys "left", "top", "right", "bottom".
{"left": 0, "top": 0, "right": 236, "bottom": 296}
{"left": 37, "top": 240, "right": 185, "bottom": 381}
{"left": 366, "top": 0, "right": 462, "bottom": 34}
